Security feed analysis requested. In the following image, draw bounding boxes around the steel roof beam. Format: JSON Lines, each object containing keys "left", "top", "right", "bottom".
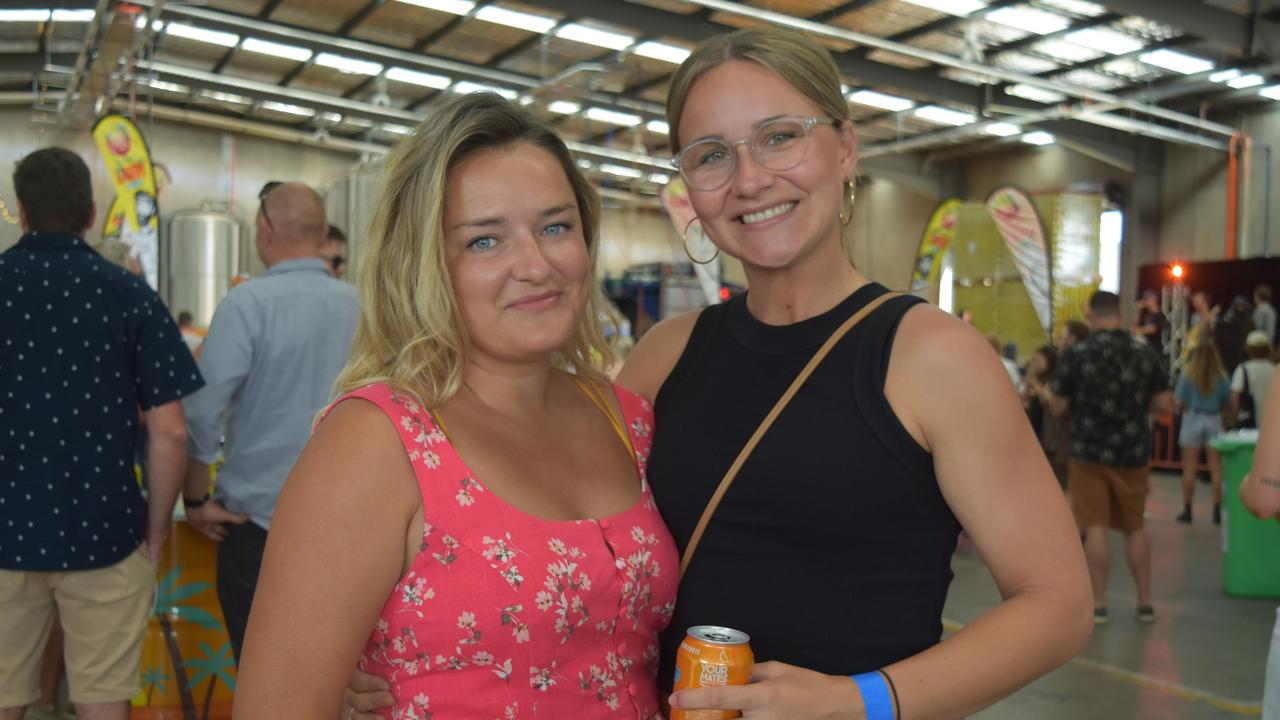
{"left": 1093, "top": 0, "right": 1263, "bottom": 55}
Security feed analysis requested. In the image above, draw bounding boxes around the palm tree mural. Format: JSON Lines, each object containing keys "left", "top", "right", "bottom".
{"left": 154, "top": 565, "right": 222, "bottom": 719}
{"left": 185, "top": 641, "right": 236, "bottom": 720}
{"left": 140, "top": 666, "right": 171, "bottom": 706}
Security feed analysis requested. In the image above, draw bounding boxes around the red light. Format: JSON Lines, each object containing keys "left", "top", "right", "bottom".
{"left": 1171, "top": 264, "right": 1184, "bottom": 279}
{"left": 719, "top": 286, "right": 731, "bottom": 301}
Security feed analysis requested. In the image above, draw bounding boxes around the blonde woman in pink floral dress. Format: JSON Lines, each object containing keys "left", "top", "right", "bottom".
{"left": 232, "top": 92, "right": 677, "bottom": 720}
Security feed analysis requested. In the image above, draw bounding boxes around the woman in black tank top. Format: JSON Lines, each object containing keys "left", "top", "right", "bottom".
{"left": 624, "top": 27, "right": 1092, "bottom": 720}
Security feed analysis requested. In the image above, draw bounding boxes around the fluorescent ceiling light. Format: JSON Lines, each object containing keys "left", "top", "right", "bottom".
{"left": 585, "top": 107, "right": 642, "bottom": 126}
{"left": 260, "top": 100, "right": 314, "bottom": 117}
{"left": 395, "top": 0, "right": 475, "bottom": 14}
{"left": 985, "top": 7, "right": 1070, "bottom": 35}
{"left": 134, "top": 16, "right": 163, "bottom": 31}
{"left": 315, "top": 53, "right": 383, "bottom": 75}
{"left": 848, "top": 89, "right": 914, "bottom": 112}
{"left": 600, "top": 163, "right": 643, "bottom": 179}
{"left": 52, "top": 9, "right": 95, "bottom": 22}
{"left": 164, "top": 23, "right": 239, "bottom": 47}
{"left": 632, "top": 40, "right": 690, "bottom": 64}
{"left": 1260, "top": 85, "right": 1280, "bottom": 101}
{"left": 645, "top": 119, "right": 669, "bottom": 134}
{"left": 555, "top": 23, "right": 634, "bottom": 50}
{"left": 319, "top": 111, "right": 343, "bottom": 124}
{"left": 450, "top": 80, "right": 518, "bottom": 100}
{"left": 344, "top": 117, "right": 374, "bottom": 128}
{"left": 912, "top": 105, "right": 976, "bottom": 126}
{"left": 0, "top": 10, "right": 50, "bottom": 21}
{"left": 382, "top": 124, "right": 414, "bottom": 135}
{"left": 1209, "top": 69, "right": 1241, "bottom": 83}
{"left": 1006, "top": 83, "right": 1067, "bottom": 104}
{"left": 647, "top": 173, "right": 670, "bottom": 185}
{"left": 1063, "top": 27, "right": 1145, "bottom": 55}
{"left": 1031, "top": 38, "right": 1102, "bottom": 63}
{"left": 474, "top": 5, "right": 557, "bottom": 33}
{"left": 241, "top": 37, "right": 312, "bottom": 62}
{"left": 1139, "top": 48, "right": 1214, "bottom": 75}
{"left": 385, "top": 67, "right": 451, "bottom": 89}
{"left": 1022, "top": 131, "right": 1055, "bottom": 145}
{"left": 201, "top": 90, "right": 251, "bottom": 104}
{"left": 548, "top": 100, "right": 581, "bottom": 114}
{"left": 1227, "top": 73, "right": 1265, "bottom": 89}
{"left": 899, "top": 0, "right": 987, "bottom": 16}
{"left": 984, "top": 122, "right": 1021, "bottom": 137}
{"left": 1038, "top": 0, "right": 1106, "bottom": 16}
{"left": 147, "top": 80, "right": 190, "bottom": 94}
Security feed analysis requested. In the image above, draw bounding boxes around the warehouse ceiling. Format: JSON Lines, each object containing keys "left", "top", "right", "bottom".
{"left": 5, "top": 0, "right": 1280, "bottom": 189}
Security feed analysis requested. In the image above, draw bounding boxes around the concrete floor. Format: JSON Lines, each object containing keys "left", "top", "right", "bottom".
{"left": 947, "top": 470, "right": 1275, "bottom": 719}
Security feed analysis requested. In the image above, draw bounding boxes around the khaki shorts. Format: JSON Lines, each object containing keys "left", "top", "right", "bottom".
{"left": 0, "top": 546, "right": 155, "bottom": 707}
{"left": 1069, "top": 459, "right": 1150, "bottom": 534}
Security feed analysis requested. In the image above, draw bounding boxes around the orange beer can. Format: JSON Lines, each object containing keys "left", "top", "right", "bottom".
{"left": 671, "top": 625, "right": 754, "bottom": 720}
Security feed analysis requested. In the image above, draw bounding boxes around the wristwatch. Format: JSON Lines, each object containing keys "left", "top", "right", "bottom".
{"left": 184, "top": 493, "right": 210, "bottom": 509}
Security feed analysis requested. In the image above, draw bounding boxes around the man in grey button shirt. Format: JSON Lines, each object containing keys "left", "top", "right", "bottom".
{"left": 181, "top": 182, "right": 359, "bottom": 664}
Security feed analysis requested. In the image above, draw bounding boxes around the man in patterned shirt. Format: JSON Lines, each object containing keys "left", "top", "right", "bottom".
{"left": 0, "top": 148, "right": 204, "bottom": 720}
{"left": 1050, "top": 291, "right": 1171, "bottom": 626}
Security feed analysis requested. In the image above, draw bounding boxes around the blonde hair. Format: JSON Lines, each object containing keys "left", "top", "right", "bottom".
{"left": 332, "top": 93, "right": 614, "bottom": 407}
{"left": 1186, "top": 344, "right": 1226, "bottom": 396}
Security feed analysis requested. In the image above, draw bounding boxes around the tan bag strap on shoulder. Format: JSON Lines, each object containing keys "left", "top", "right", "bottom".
{"left": 678, "top": 291, "right": 901, "bottom": 580}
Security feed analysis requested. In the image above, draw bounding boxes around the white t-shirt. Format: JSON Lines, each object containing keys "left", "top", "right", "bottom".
{"left": 1232, "top": 360, "right": 1276, "bottom": 424}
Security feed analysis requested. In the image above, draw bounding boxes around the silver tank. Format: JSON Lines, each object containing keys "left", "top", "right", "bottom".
{"left": 160, "top": 207, "right": 244, "bottom": 327}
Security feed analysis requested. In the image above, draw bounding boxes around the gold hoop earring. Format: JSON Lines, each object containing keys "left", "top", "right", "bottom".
{"left": 682, "top": 216, "right": 719, "bottom": 265}
{"left": 838, "top": 180, "right": 856, "bottom": 227}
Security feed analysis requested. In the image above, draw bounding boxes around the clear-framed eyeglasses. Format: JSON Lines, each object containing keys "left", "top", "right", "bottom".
{"left": 670, "top": 115, "right": 842, "bottom": 192}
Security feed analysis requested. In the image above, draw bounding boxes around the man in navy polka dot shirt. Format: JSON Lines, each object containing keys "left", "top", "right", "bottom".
{"left": 0, "top": 148, "right": 205, "bottom": 719}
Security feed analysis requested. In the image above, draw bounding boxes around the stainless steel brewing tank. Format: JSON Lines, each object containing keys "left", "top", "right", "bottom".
{"left": 160, "top": 208, "right": 243, "bottom": 326}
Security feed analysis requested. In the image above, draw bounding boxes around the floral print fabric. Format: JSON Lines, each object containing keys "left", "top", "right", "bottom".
{"left": 328, "top": 383, "right": 676, "bottom": 719}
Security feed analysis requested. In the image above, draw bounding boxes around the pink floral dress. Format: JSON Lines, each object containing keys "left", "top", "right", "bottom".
{"left": 326, "top": 382, "right": 677, "bottom": 720}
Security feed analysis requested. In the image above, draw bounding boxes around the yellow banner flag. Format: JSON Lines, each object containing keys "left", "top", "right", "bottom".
{"left": 909, "top": 198, "right": 961, "bottom": 292}
{"left": 92, "top": 114, "right": 159, "bottom": 286}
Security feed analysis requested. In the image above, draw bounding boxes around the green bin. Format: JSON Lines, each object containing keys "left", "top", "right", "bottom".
{"left": 1212, "top": 433, "right": 1280, "bottom": 598}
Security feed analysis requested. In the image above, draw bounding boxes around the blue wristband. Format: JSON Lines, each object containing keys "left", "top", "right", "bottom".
{"left": 850, "top": 671, "right": 895, "bottom": 720}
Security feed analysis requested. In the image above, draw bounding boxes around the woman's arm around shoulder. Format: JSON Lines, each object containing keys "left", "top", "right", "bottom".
{"left": 884, "top": 305, "right": 1093, "bottom": 719}
{"left": 233, "top": 398, "right": 422, "bottom": 720}
{"left": 1242, "top": 370, "right": 1280, "bottom": 519}
{"left": 615, "top": 310, "right": 701, "bottom": 404}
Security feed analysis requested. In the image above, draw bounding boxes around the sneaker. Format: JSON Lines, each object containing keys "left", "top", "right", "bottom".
{"left": 1176, "top": 507, "right": 1192, "bottom": 524}
{"left": 1137, "top": 605, "right": 1156, "bottom": 623}
{"left": 1093, "top": 607, "right": 1108, "bottom": 625}
{"left": 1213, "top": 504, "right": 1221, "bottom": 525}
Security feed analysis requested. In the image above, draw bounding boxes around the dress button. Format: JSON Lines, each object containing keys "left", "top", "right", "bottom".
{"left": 628, "top": 682, "right": 638, "bottom": 697}
{"left": 599, "top": 518, "right": 612, "bottom": 530}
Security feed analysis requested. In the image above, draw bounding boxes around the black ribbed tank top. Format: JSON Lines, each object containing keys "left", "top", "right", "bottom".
{"left": 649, "top": 282, "right": 961, "bottom": 689}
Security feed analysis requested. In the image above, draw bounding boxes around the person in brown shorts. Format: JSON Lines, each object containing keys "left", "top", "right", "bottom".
{"left": 1050, "top": 291, "right": 1172, "bottom": 625}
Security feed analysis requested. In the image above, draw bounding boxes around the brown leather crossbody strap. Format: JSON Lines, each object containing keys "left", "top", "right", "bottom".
{"left": 678, "top": 291, "right": 901, "bottom": 580}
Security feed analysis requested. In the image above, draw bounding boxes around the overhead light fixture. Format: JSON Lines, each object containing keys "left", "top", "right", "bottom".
{"left": 241, "top": 38, "right": 313, "bottom": 62}
{"left": 1031, "top": 38, "right": 1102, "bottom": 63}
{"left": 382, "top": 124, "right": 414, "bottom": 134}
{"left": 260, "top": 100, "right": 315, "bottom": 117}
{"left": 0, "top": 9, "right": 51, "bottom": 21}
{"left": 147, "top": 79, "right": 190, "bottom": 94}
{"left": 1209, "top": 69, "right": 1242, "bottom": 83}
{"left": 1261, "top": 85, "right": 1280, "bottom": 101}
{"left": 898, "top": 0, "right": 987, "bottom": 16}
{"left": 584, "top": 107, "right": 642, "bottom": 126}
{"left": 847, "top": 89, "right": 914, "bottom": 112}
{"left": 1005, "top": 83, "right": 1067, "bottom": 104}
{"left": 1227, "top": 73, "right": 1266, "bottom": 89}
{"left": 319, "top": 111, "right": 343, "bottom": 124}
{"left": 474, "top": 5, "right": 557, "bottom": 33}
{"left": 912, "top": 105, "right": 976, "bottom": 126}
{"left": 985, "top": 7, "right": 1070, "bottom": 35}
{"left": 632, "top": 40, "right": 691, "bottom": 64}
{"left": 600, "top": 163, "right": 643, "bottom": 179}
{"left": 385, "top": 67, "right": 451, "bottom": 89}
{"left": 315, "top": 53, "right": 383, "bottom": 75}
{"left": 450, "top": 80, "right": 518, "bottom": 100}
{"left": 52, "top": 9, "right": 95, "bottom": 22}
{"left": 395, "top": 0, "right": 475, "bottom": 14}
{"left": 1022, "top": 131, "right": 1055, "bottom": 145}
{"left": 548, "top": 100, "right": 581, "bottom": 114}
{"left": 1062, "top": 27, "right": 1145, "bottom": 55}
{"left": 554, "top": 23, "right": 634, "bottom": 50}
{"left": 134, "top": 16, "right": 163, "bottom": 31}
{"left": 163, "top": 23, "right": 240, "bottom": 47}
{"left": 345, "top": 117, "right": 374, "bottom": 128}
{"left": 984, "top": 122, "right": 1022, "bottom": 137}
{"left": 200, "top": 90, "right": 251, "bottom": 104}
{"left": 645, "top": 119, "right": 669, "bottom": 134}
{"left": 647, "top": 173, "right": 670, "bottom": 185}
{"left": 1139, "top": 48, "right": 1215, "bottom": 75}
